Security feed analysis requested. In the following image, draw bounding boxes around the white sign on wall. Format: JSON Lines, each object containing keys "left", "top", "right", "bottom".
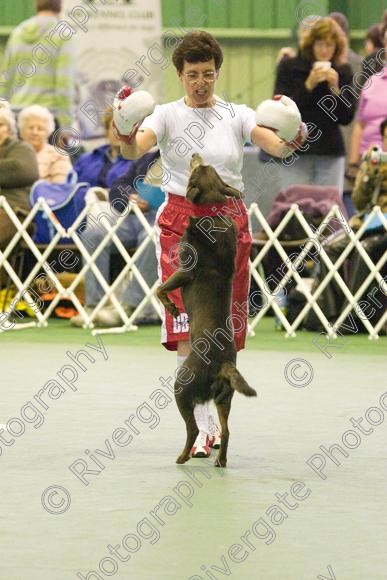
{"left": 62, "top": 0, "right": 163, "bottom": 138}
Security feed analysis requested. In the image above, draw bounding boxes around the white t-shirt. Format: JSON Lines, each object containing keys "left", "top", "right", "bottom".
{"left": 141, "top": 97, "right": 256, "bottom": 196}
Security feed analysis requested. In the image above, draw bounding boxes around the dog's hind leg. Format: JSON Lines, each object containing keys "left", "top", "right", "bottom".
{"left": 175, "top": 402, "right": 198, "bottom": 464}
{"left": 214, "top": 402, "right": 231, "bottom": 468}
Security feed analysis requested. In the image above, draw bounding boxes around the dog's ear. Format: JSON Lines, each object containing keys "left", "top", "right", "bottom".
{"left": 223, "top": 184, "right": 244, "bottom": 199}
{"left": 187, "top": 186, "right": 201, "bottom": 203}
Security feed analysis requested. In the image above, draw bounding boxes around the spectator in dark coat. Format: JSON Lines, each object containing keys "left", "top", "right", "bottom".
{"left": 0, "top": 102, "right": 39, "bottom": 249}
{"left": 274, "top": 17, "right": 355, "bottom": 194}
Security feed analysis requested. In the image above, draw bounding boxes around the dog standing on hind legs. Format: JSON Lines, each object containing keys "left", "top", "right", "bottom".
{"left": 157, "top": 154, "right": 257, "bottom": 467}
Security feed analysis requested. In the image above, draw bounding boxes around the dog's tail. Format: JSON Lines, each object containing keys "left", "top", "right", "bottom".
{"left": 216, "top": 361, "right": 257, "bottom": 399}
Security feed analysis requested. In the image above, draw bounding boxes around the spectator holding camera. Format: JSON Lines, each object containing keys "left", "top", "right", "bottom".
{"left": 274, "top": 17, "right": 355, "bottom": 193}
{"left": 350, "top": 119, "right": 387, "bottom": 230}
{"left": 305, "top": 119, "right": 387, "bottom": 332}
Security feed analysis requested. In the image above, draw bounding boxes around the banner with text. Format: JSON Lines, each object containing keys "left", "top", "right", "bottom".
{"left": 63, "top": 0, "right": 163, "bottom": 138}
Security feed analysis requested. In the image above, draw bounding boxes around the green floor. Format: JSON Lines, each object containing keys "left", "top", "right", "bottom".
{"left": 0, "top": 320, "right": 386, "bottom": 580}
{"left": 1, "top": 316, "right": 386, "bottom": 354}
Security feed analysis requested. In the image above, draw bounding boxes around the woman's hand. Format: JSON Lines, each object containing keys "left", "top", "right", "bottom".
{"left": 129, "top": 193, "right": 149, "bottom": 212}
{"left": 276, "top": 47, "right": 296, "bottom": 64}
{"left": 305, "top": 65, "right": 336, "bottom": 91}
{"left": 305, "top": 66, "right": 328, "bottom": 91}
{"left": 325, "top": 68, "right": 340, "bottom": 94}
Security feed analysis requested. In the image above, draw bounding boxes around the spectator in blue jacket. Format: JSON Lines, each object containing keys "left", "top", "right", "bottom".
{"left": 71, "top": 149, "right": 164, "bottom": 327}
{"left": 72, "top": 108, "right": 131, "bottom": 187}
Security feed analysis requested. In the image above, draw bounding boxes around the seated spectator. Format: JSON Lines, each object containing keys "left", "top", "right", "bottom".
{"left": 0, "top": 102, "right": 39, "bottom": 250}
{"left": 72, "top": 107, "right": 131, "bottom": 188}
{"left": 70, "top": 150, "right": 163, "bottom": 327}
{"left": 18, "top": 105, "right": 72, "bottom": 183}
{"left": 304, "top": 119, "right": 387, "bottom": 332}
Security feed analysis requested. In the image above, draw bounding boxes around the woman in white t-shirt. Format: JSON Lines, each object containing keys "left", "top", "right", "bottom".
{"left": 115, "top": 31, "right": 302, "bottom": 459}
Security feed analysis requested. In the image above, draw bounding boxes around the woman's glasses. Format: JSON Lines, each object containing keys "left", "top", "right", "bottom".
{"left": 183, "top": 71, "right": 218, "bottom": 84}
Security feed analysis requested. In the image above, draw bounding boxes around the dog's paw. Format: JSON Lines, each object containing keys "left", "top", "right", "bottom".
{"left": 167, "top": 303, "right": 180, "bottom": 318}
{"left": 214, "top": 456, "right": 227, "bottom": 468}
{"left": 176, "top": 454, "right": 190, "bottom": 464}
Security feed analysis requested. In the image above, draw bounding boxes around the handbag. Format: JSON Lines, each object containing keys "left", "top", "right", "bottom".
{"left": 30, "top": 171, "right": 90, "bottom": 244}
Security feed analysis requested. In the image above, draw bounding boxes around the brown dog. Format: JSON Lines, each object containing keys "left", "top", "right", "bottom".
{"left": 157, "top": 154, "right": 257, "bottom": 467}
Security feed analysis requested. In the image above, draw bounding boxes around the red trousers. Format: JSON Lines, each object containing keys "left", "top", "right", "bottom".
{"left": 156, "top": 193, "right": 252, "bottom": 351}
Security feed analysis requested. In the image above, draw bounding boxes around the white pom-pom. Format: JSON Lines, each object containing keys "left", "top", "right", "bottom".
{"left": 255, "top": 95, "right": 302, "bottom": 143}
{"left": 113, "top": 89, "right": 155, "bottom": 136}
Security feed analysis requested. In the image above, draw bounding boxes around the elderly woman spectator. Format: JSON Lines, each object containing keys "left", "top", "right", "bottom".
{"left": 349, "top": 19, "right": 387, "bottom": 172}
{"left": 18, "top": 105, "right": 72, "bottom": 183}
{"left": 0, "top": 102, "right": 39, "bottom": 249}
{"left": 274, "top": 17, "right": 355, "bottom": 194}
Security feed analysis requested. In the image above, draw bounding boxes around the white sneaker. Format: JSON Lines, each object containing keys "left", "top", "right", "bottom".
{"left": 93, "top": 305, "right": 123, "bottom": 326}
{"left": 70, "top": 305, "right": 123, "bottom": 327}
{"left": 70, "top": 306, "right": 94, "bottom": 327}
{"left": 208, "top": 422, "right": 222, "bottom": 449}
{"left": 191, "top": 431, "right": 211, "bottom": 458}
{"left": 208, "top": 410, "right": 221, "bottom": 449}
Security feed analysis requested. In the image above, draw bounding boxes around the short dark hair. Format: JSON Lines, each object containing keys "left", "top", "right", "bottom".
{"left": 172, "top": 31, "right": 223, "bottom": 73}
{"left": 365, "top": 24, "right": 384, "bottom": 50}
{"left": 380, "top": 118, "right": 387, "bottom": 137}
{"left": 329, "top": 12, "right": 349, "bottom": 36}
{"left": 382, "top": 9, "right": 387, "bottom": 40}
{"left": 36, "top": 0, "right": 61, "bottom": 13}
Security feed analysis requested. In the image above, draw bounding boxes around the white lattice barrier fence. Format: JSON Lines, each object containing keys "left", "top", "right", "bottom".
{"left": 0, "top": 196, "right": 161, "bottom": 334}
{"left": 247, "top": 203, "right": 387, "bottom": 340}
{"left": 1, "top": 198, "right": 385, "bottom": 338}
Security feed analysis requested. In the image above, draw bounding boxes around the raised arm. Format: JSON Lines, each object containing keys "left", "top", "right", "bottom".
{"left": 113, "top": 86, "right": 157, "bottom": 160}
{"left": 120, "top": 127, "right": 157, "bottom": 160}
{"left": 251, "top": 125, "right": 297, "bottom": 158}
